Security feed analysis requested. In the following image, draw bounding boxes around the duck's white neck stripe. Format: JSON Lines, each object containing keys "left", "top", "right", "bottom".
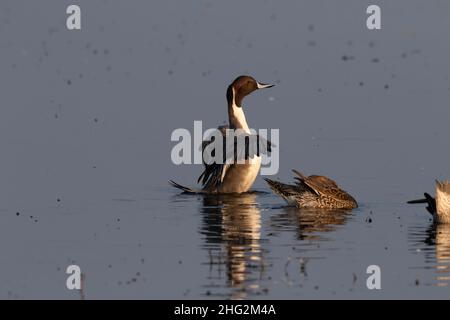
{"left": 229, "top": 87, "right": 250, "bottom": 133}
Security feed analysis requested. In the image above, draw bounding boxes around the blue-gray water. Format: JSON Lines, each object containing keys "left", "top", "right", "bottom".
{"left": 1, "top": 0, "right": 450, "bottom": 299}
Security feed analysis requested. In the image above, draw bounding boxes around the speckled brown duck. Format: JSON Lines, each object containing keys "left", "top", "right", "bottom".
{"left": 264, "top": 169, "right": 358, "bottom": 209}
{"left": 408, "top": 180, "right": 450, "bottom": 224}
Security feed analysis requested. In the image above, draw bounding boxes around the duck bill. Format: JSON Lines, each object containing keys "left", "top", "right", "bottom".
{"left": 256, "top": 82, "right": 275, "bottom": 89}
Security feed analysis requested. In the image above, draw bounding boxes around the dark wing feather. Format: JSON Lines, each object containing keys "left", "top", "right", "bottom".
{"left": 292, "top": 169, "right": 318, "bottom": 195}
{"left": 197, "top": 125, "right": 228, "bottom": 191}
{"left": 198, "top": 125, "right": 272, "bottom": 191}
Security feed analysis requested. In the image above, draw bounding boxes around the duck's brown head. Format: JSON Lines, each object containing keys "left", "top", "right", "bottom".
{"left": 226, "top": 75, "right": 274, "bottom": 108}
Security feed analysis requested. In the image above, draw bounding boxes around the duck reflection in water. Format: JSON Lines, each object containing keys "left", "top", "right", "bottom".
{"left": 422, "top": 223, "right": 450, "bottom": 287}
{"left": 200, "top": 192, "right": 266, "bottom": 299}
{"left": 270, "top": 207, "right": 352, "bottom": 241}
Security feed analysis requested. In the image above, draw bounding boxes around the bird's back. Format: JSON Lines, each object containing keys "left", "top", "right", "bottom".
{"left": 265, "top": 170, "right": 357, "bottom": 209}
{"left": 294, "top": 171, "right": 358, "bottom": 209}
{"left": 436, "top": 180, "right": 450, "bottom": 223}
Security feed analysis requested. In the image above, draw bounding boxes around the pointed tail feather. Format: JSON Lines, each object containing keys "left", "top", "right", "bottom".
{"left": 407, "top": 192, "right": 436, "bottom": 215}
{"left": 169, "top": 180, "right": 205, "bottom": 194}
{"left": 264, "top": 178, "right": 285, "bottom": 192}
{"left": 407, "top": 198, "right": 428, "bottom": 204}
{"left": 292, "top": 169, "right": 307, "bottom": 180}
{"left": 264, "top": 178, "right": 298, "bottom": 205}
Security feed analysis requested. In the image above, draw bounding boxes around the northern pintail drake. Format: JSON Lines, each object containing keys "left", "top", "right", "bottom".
{"left": 170, "top": 75, "right": 274, "bottom": 194}
{"left": 264, "top": 169, "right": 358, "bottom": 209}
{"left": 408, "top": 180, "right": 450, "bottom": 224}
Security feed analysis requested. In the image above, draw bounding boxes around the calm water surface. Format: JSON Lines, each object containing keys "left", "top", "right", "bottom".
{"left": 2, "top": 177, "right": 450, "bottom": 299}
{"left": 1, "top": 0, "right": 450, "bottom": 299}
{"left": 164, "top": 186, "right": 450, "bottom": 299}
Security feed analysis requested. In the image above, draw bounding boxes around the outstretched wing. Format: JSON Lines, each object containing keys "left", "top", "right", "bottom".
{"left": 198, "top": 125, "right": 272, "bottom": 191}
{"left": 197, "top": 126, "right": 228, "bottom": 191}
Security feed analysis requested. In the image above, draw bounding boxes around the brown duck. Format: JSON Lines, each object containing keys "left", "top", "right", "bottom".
{"left": 264, "top": 169, "right": 358, "bottom": 209}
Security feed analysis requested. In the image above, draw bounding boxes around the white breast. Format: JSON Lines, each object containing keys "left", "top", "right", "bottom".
{"left": 219, "top": 156, "right": 261, "bottom": 193}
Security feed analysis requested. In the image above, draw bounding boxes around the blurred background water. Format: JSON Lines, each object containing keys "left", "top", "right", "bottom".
{"left": 0, "top": 0, "right": 450, "bottom": 298}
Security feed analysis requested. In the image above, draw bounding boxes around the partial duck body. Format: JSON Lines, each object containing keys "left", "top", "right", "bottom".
{"left": 408, "top": 180, "right": 450, "bottom": 224}
{"left": 265, "top": 169, "right": 358, "bottom": 209}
